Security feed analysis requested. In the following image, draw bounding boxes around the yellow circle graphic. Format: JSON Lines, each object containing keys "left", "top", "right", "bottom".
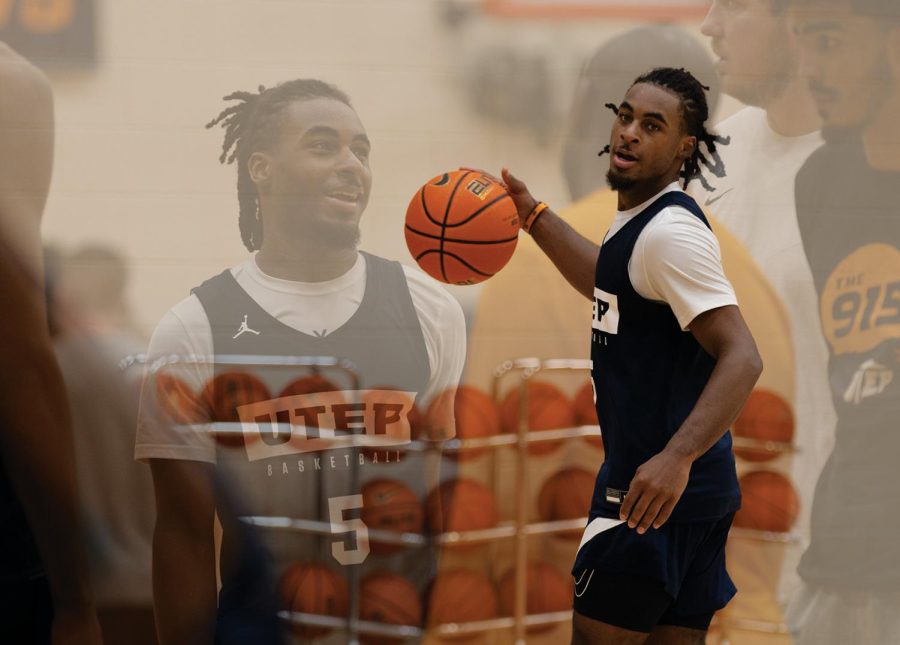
{"left": 820, "top": 243, "right": 900, "bottom": 356}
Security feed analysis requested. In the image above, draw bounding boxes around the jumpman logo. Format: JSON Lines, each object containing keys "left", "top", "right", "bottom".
{"left": 233, "top": 315, "right": 261, "bottom": 339}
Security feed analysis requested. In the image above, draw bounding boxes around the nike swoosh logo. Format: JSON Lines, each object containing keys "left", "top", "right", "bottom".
{"left": 574, "top": 569, "right": 595, "bottom": 598}
{"left": 704, "top": 187, "right": 734, "bottom": 207}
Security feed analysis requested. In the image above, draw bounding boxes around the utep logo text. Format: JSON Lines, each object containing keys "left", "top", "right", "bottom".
{"left": 236, "top": 390, "right": 416, "bottom": 461}
{"left": 592, "top": 288, "right": 619, "bottom": 345}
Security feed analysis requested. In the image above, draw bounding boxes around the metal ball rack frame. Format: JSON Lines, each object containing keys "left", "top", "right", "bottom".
{"left": 127, "top": 354, "right": 800, "bottom": 643}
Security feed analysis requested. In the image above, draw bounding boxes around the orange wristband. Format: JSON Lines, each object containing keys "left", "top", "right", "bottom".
{"left": 523, "top": 201, "right": 549, "bottom": 233}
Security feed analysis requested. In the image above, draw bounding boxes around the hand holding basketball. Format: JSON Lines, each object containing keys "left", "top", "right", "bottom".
{"left": 500, "top": 167, "right": 540, "bottom": 224}
{"left": 404, "top": 169, "right": 520, "bottom": 285}
{"left": 458, "top": 167, "right": 540, "bottom": 230}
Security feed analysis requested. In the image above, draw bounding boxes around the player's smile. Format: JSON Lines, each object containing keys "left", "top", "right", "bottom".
{"left": 259, "top": 97, "right": 373, "bottom": 246}
{"left": 323, "top": 182, "right": 365, "bottom": 209}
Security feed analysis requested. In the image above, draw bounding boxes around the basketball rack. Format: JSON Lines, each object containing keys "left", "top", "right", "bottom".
{"left": 130, "top": 353, "right": 799, "bottom": 642}
{"left": 487, "top": 358, "right": 800, "bottom": 642}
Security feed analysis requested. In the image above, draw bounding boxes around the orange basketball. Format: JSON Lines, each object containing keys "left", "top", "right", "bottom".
{"left": 734, "top": 470, "right": 800, "bottom": 533}
{"left": 537, "top": 468, "right": 595, "bottom": 540}
{"left": 201, "top": 371, "right": 271, "bottom": 448}
{"left": 425, "top": 478, "right": 498, "bottom": 542}
{"left": 500, "top": 381, "right": 576, "bottom": 455}
{"left": 427, "top": 569, "right": 499, "bottom": 630}
{"left": 278, "top": 373, "right": 341, "bottom": 399}
{"left": 426, "top": 386, "right": 500, "bottom": 461}
{"left": 365, "top": 386, "right": 424, "bottom": 438}
{"left": 359, "top": 572, "right": 422, "bottom": 645}
{"left": 279, "top": 562, "right": 348, "bottom": 639}
{"left": 572, "top": 380, "right": 602, "bottom": 450}
{"left": 498, "top": 562, "right": 573, "bottom": 633}
{"left": 733, "top": 389, "right": 795, "bottom": 462}
{"left": 404, "top": 170, "right": 519, "bottom": 285}
{"left": 361, "top": 479, "right": 424, "bottom": 556}
{"left": 154, "top": 373, "right": 205, "bottom": 424}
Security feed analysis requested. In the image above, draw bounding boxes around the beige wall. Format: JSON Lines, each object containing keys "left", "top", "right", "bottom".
{"left": 39, "top": 0, "right": 734, "bottom": 335}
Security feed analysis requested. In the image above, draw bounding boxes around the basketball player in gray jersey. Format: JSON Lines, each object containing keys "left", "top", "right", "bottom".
{"left": 136, "top": 80, "right": 465, "bottom": 644}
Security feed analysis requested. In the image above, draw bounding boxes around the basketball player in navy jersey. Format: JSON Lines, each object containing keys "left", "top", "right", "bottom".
{"left": 499, "top": 68, "right": 762, "bottom": 644}
{"left": 136, "top": 80, "right": 465, "bottom": 644}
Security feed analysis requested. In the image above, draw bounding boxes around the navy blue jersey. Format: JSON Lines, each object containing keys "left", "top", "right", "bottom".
{"left": 589, "top": 190, "right": 741, "bottom": 524}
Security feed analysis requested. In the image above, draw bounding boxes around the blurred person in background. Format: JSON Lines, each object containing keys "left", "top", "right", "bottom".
{"left": 47, "top": 244, "right": 156, "bottom": 645}
{"left": 696, "top": 0, "right": 836, "bottom": 613}
{"left": 0, "top": 42, "right": 102, "bottom": 644}
{"left": 785, "top": 0, "right": 900, "bottom": 642}
{"left": 697, "top": 0, "right": 833, "bottom": 525}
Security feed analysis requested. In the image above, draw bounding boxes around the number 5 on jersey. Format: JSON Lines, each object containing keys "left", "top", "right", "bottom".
{"left": 328, "top": 495, "right": 370, "bottom": 566}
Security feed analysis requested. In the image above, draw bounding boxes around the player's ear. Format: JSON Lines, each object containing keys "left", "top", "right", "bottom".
{"left": 248, "top": 152, "right": 273, "bottom": 186}
{"left": 679, "top": 136, "right": 697, "bottom": 160}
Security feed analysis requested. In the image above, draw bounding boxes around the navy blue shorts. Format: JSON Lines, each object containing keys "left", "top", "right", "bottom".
{"left": 571, "top": 513, "right": 736, "bottom": 633}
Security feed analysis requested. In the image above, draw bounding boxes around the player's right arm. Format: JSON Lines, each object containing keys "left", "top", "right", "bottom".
{"left": 136, "top": 300, "right": 218, "bottom": 644}
{"left": 150, "top": 458, "right": 217, "bottom": 645}
{"left": 501, "top": 168, "right": 599, "bottom": 300}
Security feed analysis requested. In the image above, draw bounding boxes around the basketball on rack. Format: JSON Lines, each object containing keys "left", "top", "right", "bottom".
{"left": 734, "top": 470, "right": 800, "bottom": 533}
{"left": 361, "top": 388, "right": 422, "bottom": 462}
{"left": 279, "top": 562, "right": 348, "bottom": 640}
{"left": 427, "top": 569, "right": 499, "bottom": 633}
{"left": 733, "top": 388, "right": 794, "bottom": 462}
{"left": 278, "top": 373, "right": 342, "bottom": 399}
{"left": 360, "top": 479, "right": 424, "bottom": 556}
{"left": 537, "top": 468, "right": 595, "bottom": 540}
{"left": 426, "top": 385, "right": 500, "bottom": 461}
{"left": 498, "top": 562, "right": 573, "bottom": 634}
{"left": 404, "top": 169, "right": 520, "bottom": 285}
{"left": 425, "top": 478, "right": 498, "bottom": 544}
{"left": 500, "top": 381, "right": 576, "bottom": 456}
{"left": 359, "top": 571, "right": 422, "bottom": 645}
{"left": 572, "top": 380, "right": 602, "bottom": 450}
{"left": 154, "top": 372, "right": 204, "bottom": 424}
{"left": 201, "top": 371, "right": 271, "bottom": 448}
{"left": 365, "top": 386, "right": 424, "bottom": 438}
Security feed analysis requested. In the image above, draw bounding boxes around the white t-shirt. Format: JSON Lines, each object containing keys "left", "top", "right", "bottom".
{"left": 689, "top": 111, "right": 835, "bottom": 464}
{"left": 135, "top": 253, "right": 466, "bottom": 463}
{"left": 607, "top": 182, "right": 738, "bottom": 330}
{"left": 689, "top": 106, "right": 834, "bottom": 598}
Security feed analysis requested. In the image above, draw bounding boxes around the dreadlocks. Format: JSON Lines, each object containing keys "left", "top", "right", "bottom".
{"left": 599, "top": 67, "right": 729, "bottom": 191}
{"left": 206, "top": 79, "right": 353, "bottom": 251}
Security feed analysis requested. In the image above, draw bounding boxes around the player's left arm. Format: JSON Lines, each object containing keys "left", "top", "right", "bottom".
{"left": 404, "top": 266, "right": 467, "bottom": 442}
{"left": 621, "top": 306, "right": 762, "bottom": 533}
{"left": 620, "top": 214, "right": 762, "bottom": 533}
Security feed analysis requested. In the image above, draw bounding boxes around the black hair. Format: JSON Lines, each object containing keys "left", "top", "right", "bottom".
{"left": 206, "top": 79, "right": 353, "bottom": 251}
{"left": 562, "top": 25, "right": 720, "bottom": 201}
{"left": 599, "top": 67, "right": 728, "bottom": 191}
